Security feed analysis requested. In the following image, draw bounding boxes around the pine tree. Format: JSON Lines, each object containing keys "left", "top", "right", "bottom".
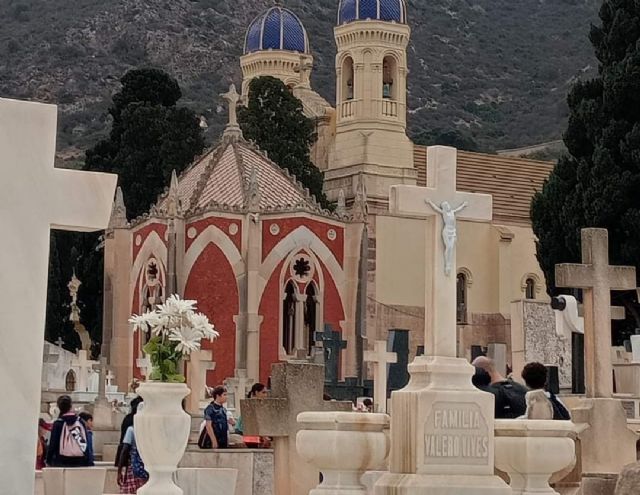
{"left": 238, "top": 76, "right": 329, "bottom": 208}
{"left": 531, "top": 0, "right": 640, "bottom": 336}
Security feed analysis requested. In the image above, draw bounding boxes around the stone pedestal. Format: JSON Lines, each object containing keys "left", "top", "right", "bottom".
{"left": 375, "top": 356, "right": 511, "bottom": 495}
{"left": 571, "top": 398, "right": 637, "bottom": 477}
{"left": 42, "top": 467, "right": 106, "bottom": 495}
{"left": 91, "top": 397, "right": 114, "bottom": 429}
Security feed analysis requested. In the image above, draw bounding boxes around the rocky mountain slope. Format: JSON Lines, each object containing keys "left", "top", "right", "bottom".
{"left": 0, "top": 0, "right": 600, "bottom": 162}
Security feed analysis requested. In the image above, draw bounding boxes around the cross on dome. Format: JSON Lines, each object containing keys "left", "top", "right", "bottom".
{"left": 221, "top": 84, "right": 243, "bottom": 140}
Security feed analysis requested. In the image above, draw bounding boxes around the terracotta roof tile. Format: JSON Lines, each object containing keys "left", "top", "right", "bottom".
{"left": 414, "top": 145, "right": 554, "bottom": 225}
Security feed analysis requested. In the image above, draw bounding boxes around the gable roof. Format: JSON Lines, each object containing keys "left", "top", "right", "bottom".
{"left": 413, "top": 145, "right": 554, "bottom": 226}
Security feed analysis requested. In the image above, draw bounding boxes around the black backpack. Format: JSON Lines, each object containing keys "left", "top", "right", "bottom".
{"left": 492, "top": 380, "right": 527, "bottom": 418}
{"left": 548, "top": 392, "right": 571, "bottom": 420}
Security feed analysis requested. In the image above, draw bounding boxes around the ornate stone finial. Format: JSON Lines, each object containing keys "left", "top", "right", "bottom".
{"left": 245, "top": 163, "right": 261, "bottom": 213}
{"left": 108, "top": 187, "right": 128, "bottom": 229}
{"left": 221, "top": 84, "right": 243, "bottom": 142}
{"left": 352, "top": 174, "right": 368, "bottom": 222}
{"left": 336, "top": 189, "right": 346, "bottom": 217}
{"left": 67, "top": 272, "right": 82, "bottom": 323}
{"left": 166, "top": 169, "right": 181, "bottom": 217}
{"left": 295, "top": 55, "right": 313, "bottom": 89}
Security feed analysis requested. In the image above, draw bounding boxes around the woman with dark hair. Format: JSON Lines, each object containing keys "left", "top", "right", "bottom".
{"left": 46, "top": 395, "right": 91, "bottom": 467}
{"left": 116, "top": 397, "right": 147, "bottom": 493}
{"left": 199, "top": 386, "right": 233, "bottom": 449}
{"left": 236, "top": 383, "right": 270, "bottom": 448}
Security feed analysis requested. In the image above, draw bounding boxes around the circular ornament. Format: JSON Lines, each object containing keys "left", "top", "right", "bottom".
{"left": 270, "top": 223, "right": 281, "bottom": 236}
{"left": 187, "top": 227, "right": 198, "bottom": 239}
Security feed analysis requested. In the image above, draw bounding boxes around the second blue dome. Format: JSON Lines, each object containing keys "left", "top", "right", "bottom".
{"left": 338, "top": 0, "right": 407, "bottom": 25}
{"left": 244, "top": 7, "right": 309, "bottom": 55}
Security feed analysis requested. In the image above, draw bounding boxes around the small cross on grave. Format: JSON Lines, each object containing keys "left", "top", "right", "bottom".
{"left": 136, "top": 354, "right": 153, "bottom": 381}
{"left": 71, "top": 350, "right": 95, "bottom": 392}
{"left": 390, "top": 146, "right": 492, "bottom": 357}
{"left": 186, "top": 349, "right": 216, "bottom": 414}
{"left": 55, "top": 336, "right": 65, "bottom": 348}
{"left": 315, "top": 324, "right": 348, "bottom": 384}
{"left": 92, "top": 357, "right": 115, "bottom": 428}
{"left": 105, "top": 369, "right": 116, "bottom": 389}
{"left": 240, "top": 361, "right": 352, "bottom": 495}
{"left": 224, "top": 369, "right": 253, "bottom": 415}
{"left": 0, "top": 98, "right": 116, "bottom": 493}
{"left": 364, "top": 340, "right": 397, "bottom": 413}
{"left": 556, "top": 228, "right": 636, "bottom": 398}
{"left": 92, "top": 356, "right": 113, "bottom": 400}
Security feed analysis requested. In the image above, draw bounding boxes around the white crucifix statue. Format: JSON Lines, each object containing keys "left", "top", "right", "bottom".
{"left": 364, "top": 340, "right": 397, "bottom": 413}
{"left": 389, "top": 146, "right": 492, "bottom": 357}
{"left": 556, "top": 228, "right": 636, "bottom": 398}
{"left": 0, "top": 97, "right": 116, "bottom": 494}
{"left": 72, "top": 350, "right": 95, "bottom": 393}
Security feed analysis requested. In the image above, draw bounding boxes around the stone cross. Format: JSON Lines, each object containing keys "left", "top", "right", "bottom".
{"left": 71, "top": 350, "right": 95, "bottom": 392}
{"left": 136, "top": 354, "right": 152, "bottom": 381}
{"left": 92, "top": 356, "right": 113, "bottom": 399}
{"left": 556, "top": 228, "right": 636, "bottom": 398}
{"left": 224, "top": 368, "right": 253, "bottom": 415}
{"left": 364, "top": 340, "right": 397, "bottom": 413}
{"left": 55, "top": 336, "right": 65, "bottom": 348}
{"left": 186, "top": 349, "right": 216, "bottom": 414}
{"left": 105, "top": 369, "right": 116, "bottom": 389}
{"left": 221, "top": 84, "right": 241, "bottom": 128}
{"left": 389, "top": 146, "right": 492, "bottom": 357}
{"left": 240, "top": 361, "right": 352, "bottom": 495}
{"left": 315, "top": 324, "right": 348, "bottom": 384}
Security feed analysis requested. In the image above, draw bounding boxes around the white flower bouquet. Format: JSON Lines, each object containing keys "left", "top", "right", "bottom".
{"left": 129, "top": 295, "right": 219, "bottom": 382}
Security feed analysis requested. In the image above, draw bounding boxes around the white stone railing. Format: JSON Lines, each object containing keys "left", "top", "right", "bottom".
{"left": 340, "top": 99, "right": 360, "bottom": 120}
{"left": 375, "top": 98, "right": 404, "bottom": 118}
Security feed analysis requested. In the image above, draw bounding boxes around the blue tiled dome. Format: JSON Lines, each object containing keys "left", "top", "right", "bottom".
{"left": 244, "top": 7, "right": 309, "bottom": 55}
{"left": 338, "top": 0, "right": 407, "bottom": 25}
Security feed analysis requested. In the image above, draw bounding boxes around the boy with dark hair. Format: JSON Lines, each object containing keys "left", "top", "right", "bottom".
{"left": 78, "top": 412, "right": 95, "bottom": 466}
{"left": 521, "top": 362, "right": 571, "bottom": 420}
{"left": 199, "top": 386, "right": 230, "bottom": 449}
{"left": 46, "top": 395, "right": 92, "bottom": 467}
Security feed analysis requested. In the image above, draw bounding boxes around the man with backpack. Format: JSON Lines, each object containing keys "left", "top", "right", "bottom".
{"left": 472, "top": 356, "right": 527, "bottom": 419}
{"left": 46, "top": 395, "right": 92, "bottom": 467}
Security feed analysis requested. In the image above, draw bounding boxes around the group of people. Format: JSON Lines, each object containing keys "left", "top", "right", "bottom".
{"left": 198, "top": 382, "right": 271, "bottom": 450}
{"left": 472, "top": 356, "right": 570, "bottom": 420}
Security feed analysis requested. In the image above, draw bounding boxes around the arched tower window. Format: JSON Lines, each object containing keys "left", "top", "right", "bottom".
{"left": 342, "top": 56, "right": 355, "bottom": 101}
{"left": 525, "top": 278, "right": 536, "bottom": 300}
{"left": 304, "top": 283, "right": 318, "bottom": 353}
{"left": 382, "top": 56, "right": 398, "bottom": 100}
{"left": 282, "top": 281, "right": 297, "bottom": 354}
{"left": 457, "top": 273, "right": 468, "bottom": 324}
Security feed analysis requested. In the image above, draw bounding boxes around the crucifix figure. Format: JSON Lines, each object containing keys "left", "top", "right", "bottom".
{"left": 364, "top": 340, "right": 397, "bottom": 413}
{"left": 555, "top": 228, "right": 636, "bottom": 398}
{"left": 390, "top": 146, "right": 492, "bottom": 357}
{"left": 426, "top": 200, "right": 468, "bottom": 276}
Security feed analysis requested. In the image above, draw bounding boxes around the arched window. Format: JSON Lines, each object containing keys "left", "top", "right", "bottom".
{"left": 525, "top": 278, "right": 536, "bottom": 300}
{"left": 282, "top": 281, "right": 297, "bottom": 354}
{"left": 304, "top": 283, "right": 318, "bottom": 354}
{"left": 382, "top": 56, "right": 398, "bottom": 99}
{"left": 342, "top": 57, "right": 355, "bottom": 101}
{"left": 65, "top": 370, "right": 76, "bottom": 392}
{"left": 457, "top": 273, "right": 467, "bottom": 324}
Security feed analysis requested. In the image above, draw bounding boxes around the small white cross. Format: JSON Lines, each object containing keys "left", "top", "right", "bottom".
{"left": 136, "top": 354, "right": 153, "bottom": 381}
{"left": 71, "top": 350, "right": 95, "bottom": 392}
{"left": 364, "top": 340, "right": 397, "bottom": 413}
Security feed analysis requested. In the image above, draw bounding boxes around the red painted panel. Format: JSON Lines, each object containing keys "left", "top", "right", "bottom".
{"left": 258, "top": 260, "right": 286, "bottom": 383}
{"left": 185, "top": 217, "right": 242, "bottom": 252}
{"left": 184, "top": 243, "right": 239, "bottom": 388}
{"left": 132, "top": 223, "right": 167, "bottom": 260}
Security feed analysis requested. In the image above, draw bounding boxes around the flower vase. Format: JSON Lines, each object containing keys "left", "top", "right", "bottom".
{"left": 135, "top": 382, "right": 191, "bottom": 495}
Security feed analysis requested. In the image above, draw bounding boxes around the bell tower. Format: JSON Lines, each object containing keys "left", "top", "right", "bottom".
{"left": 326, "top": 0, "right": 416, "bottom": 210}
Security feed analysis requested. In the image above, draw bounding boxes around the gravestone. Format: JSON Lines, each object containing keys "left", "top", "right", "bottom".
{"left": 186, "top": 349, "right": 216, "bottom": 414}
{"left": 0, "top": 97, "right": 116, "bottom": 494}
{"left": 315, "top": 324, "right": 347, "bottom": 384}
{"left": 71, "top": 350, "right": 96, "bottom": 393}
{"left": 556, "top": 228, "right": 638, "bottom": 482}
{"left": 378, "top": 146, "right": 509, "bottom": 495}
{"left": 387, "top": 328, "right": 410, "bottom": 393}
{"left": 91, "top": 357, "right": 115, "bottom": 428}
{"left": 240, "top": 361, "right": 351, "bottom": 495}
{"left": 224, "top": 368, "right": 253, "bottom": 416}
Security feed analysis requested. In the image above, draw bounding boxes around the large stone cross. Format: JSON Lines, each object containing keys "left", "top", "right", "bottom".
{"left": 92, "top": 356, "right": 113, "bottom": 399}
{"left": 556, "top": 228, "right": 636, "bottom": 398}
{"left": 72, "top": 349, "right": 95, "bottom": 393}
{"left": 389, "top": 146, "right": 492, "bottom": 357}
{"left": 0, "top": 98, "right": 116, "bottom": 493}
{"left": 186, "top": 349, "right": 216, "bottom": 414}
{"left": 364, "top": 340, "right": 397, "bottom": 413}
{"left": 315, "top": 324, "right": 348, "bottom": 383}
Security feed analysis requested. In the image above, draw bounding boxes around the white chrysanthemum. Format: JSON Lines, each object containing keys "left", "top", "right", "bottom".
{"left": 188, "top": 313, "right": 219, "bottom": 341}
{"left": 128, "top": 312, "right": 155, "bottom": 332}
{"left": 168, "top": 326, "right": 203, "bottom": 355}
{"left": 159, "top": 295, "right": 197, "bottom": 316}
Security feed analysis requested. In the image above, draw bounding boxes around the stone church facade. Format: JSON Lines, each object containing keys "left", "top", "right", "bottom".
{"left": 104, "top": 0, "right": 553, "bottom": 392}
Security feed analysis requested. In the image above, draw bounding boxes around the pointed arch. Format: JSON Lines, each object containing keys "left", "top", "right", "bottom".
{"left": 130, "top": 230, "right": 168, "bottom": 303}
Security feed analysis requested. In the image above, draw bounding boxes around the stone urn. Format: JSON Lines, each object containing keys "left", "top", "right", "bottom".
{"left": 494, "top": 419, "right": 578, "bottom": 495}
{"left": 135, "top": 382, "right": 191, "bottom": 495}
{"left": 296, "top": 411, "right": 390, "bottom": 495}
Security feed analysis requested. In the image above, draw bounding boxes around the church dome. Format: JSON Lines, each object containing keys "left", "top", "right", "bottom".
{"left": 244, "top": 7, "right": 309, "bottom": 55}
{"left": 337, "top": 0, "right": 407, "bottom": 25}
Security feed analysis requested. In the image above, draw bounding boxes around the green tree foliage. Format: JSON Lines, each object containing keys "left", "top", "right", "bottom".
{"left": 45, "top": 69, "right": 204, "bottom": 350}
{"left": 531, "top": 0, "right": 640, "bottom": 338}
{"left": 238, "top": 76, "right": 329, "bottom": 208}
{"left": 85, "top": 68, "right": 205, "bottom": 219}
{"left": 413, "top": 128, "right": 479, "bottom": 152}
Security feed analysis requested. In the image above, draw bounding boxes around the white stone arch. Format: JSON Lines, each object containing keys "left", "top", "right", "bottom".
{"left": 181, "top": 224, "right": 246, "bottom": 295}
{"left": 457, "top": 267, "right": 473, "bottom": 287}
{"left": 259, "top": 226, "right": 345, "bottom": 304}
{"left": 130, "top": 230, "right": 168, "bottom": 304}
